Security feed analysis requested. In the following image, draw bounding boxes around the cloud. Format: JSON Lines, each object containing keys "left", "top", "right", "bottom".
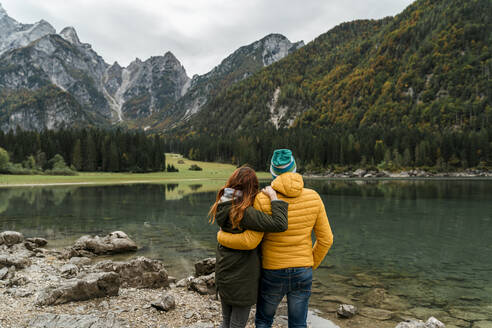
{"left": 1, "top": 0, "right": 413, "bottom": 76}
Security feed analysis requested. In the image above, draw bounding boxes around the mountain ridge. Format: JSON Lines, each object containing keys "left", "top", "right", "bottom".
{"left": 0, "top": 2, "right": 303, "bottom": 131}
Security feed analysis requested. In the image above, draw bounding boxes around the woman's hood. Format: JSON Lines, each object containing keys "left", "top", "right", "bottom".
{"left": 271, "top": 172, "right": 304, "bottom": 197}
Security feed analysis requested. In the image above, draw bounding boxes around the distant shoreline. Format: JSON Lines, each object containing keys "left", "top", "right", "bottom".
{"left": 0, "top": 178, "right": 218, "bottom": 188}
{"left": 303, "top": 168, "right": 492, "bottom": 180}
{"left": 1, "top": 172, "right": 491, "bottom": 188}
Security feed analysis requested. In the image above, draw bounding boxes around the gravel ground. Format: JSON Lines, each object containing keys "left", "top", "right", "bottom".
{"left": 0, "top": 246, "right": 289, "bottom": 328}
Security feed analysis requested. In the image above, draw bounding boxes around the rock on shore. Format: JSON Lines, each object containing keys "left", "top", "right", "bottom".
{"left": 68, "top": 231, "right": 138, "bottom": 256}
{"left": 0, "top": 231, "right": 25, "bottom": 246}
{"left": 0, "top": 230, "right": 243, "bottom": 328}
{"left": 35, "top": 272, "right": 120, "bottom": 306}
{"left": 95, "top": 257, "right": 169, "bottom": 288}
{"left": 28, "top": 313, "right": 127, "bottom": 328}
{"left": 194, "top": 257, "right": 216, "bottom": 277}
{"left": 0, "top": 230, "right": 456, "bottom": 328}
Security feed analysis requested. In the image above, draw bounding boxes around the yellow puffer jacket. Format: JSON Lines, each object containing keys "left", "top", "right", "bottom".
{"left": 217, "top": 172, "right": 333, "bottom": 270}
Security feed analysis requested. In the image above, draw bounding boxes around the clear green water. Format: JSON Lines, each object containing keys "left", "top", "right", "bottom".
{"left": 1, "top": 179, "right": 491, "bottom": 322}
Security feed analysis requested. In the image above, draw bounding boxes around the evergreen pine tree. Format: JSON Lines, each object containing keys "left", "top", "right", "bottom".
{"left": 72, "top": 139, "right": 82, "bottom": 171}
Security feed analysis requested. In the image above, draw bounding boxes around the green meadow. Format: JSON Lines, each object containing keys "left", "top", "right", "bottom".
{"left": 0, "top": 154, "right": 270, "bottom": 187}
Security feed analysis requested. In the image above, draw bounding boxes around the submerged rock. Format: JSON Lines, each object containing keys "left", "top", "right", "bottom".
{"left": 359, "top": 307, "right": 394, "bottom": 321}
{"left": 194, "top": 257, "right": 216, "bottom": 277}
{"left": 35, "top": 272, "right": 120, "bottom": 306}
{"left": 95, "top": 256, "right": 169, "bottom": 288}
{"left": 70, "top": 231, "right": 137, "bottom": 256}
{"left": 395, "top": 317, "right": 446, "bottom": 328}
{"left": 363, "top": 288, "right": 408, "bottom": 311}
{"left": 448, "top": 308, "right": 490, "bottom": 322}
{"left": 321, "top": 295, "right": 353, "bottom": 304}
{"left": 395, "top": 320, "right": 427, "bottom": 328}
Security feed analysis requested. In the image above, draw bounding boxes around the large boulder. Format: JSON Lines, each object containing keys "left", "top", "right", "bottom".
{"left": 25, "top": 237, "right": 48, "bottom": 247}
{"left": 25, "top": 237, "right": 48, "bottom": 251}
{"left": 189, "top": 272, "right": 216, "bottom": 295}
{"left": 28, "top": 313, "right": 127, "bottom": 328}
{"left": 71, "top": 231, "right": 137, "bottom": 255}
{"left": 194, "top": 257, "right": 216, "bottom": 277}
{"left": 35, "top": 272, "right": 120, "bottom": 306}
{"left": 0, "top": 253, "right": 31, "bottom": 269}
{"left": 95, "top": 256, "right": 169, "bottom": 288}
{"left": 0, "top": 231, "right": 24, "bottom": 246}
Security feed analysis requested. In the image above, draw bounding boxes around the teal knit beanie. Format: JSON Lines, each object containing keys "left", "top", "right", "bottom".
{"left": 270, "top": 149, "right": 296, "bottom": 178}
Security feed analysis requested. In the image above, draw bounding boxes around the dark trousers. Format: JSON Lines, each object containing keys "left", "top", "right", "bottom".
{"left": 220, "top": 300, "right": 252, "bottom": 328}
{"left": 255, "top": 267, "right": 312, "bottom": 328}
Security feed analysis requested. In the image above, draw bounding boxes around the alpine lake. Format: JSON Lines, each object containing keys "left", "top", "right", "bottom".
{"left": 1, "top": 178, "right": 491, "bottom": 327}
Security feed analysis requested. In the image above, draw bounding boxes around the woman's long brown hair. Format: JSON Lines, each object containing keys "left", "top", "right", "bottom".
{"left": 208, "top": 166, "right": 259, "bottom": 229}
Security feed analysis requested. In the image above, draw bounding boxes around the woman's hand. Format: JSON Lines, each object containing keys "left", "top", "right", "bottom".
{"left": 261, "top": 186, "right": 278, "bottom": 201}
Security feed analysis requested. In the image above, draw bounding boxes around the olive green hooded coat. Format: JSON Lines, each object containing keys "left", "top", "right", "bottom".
{"left": 215, "top": 198, "right": 288, "bottom": 306}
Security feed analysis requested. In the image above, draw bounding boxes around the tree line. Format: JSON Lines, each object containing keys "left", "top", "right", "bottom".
{"left": 167, "top": 125, "right": 491, "bottom": 173}
{"left": 0, "top": 128, "right": 166, "bottom": 173}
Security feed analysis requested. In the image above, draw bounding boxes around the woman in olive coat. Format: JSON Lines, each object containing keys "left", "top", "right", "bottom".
{"left": 209, "top": 166, "right": 288, "bottom": 328}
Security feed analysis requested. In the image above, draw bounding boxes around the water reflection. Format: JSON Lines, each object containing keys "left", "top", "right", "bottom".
{"left": 1, "top": 179, "right": 491, "bottom": 324}
{"left": 0, "top": 184, "right": 219, "bottom": 275}
{"left": 303, "top": 179, "right": 492, "bottom": 322}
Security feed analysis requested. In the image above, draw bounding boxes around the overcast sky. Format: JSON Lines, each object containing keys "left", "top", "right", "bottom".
{"left": 2, "top": 0, "right": 413, "bottom": 76}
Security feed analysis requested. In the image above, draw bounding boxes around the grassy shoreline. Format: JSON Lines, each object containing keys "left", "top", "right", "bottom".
{"left": 0, "top": 154, "right": 271, "bottom": 187}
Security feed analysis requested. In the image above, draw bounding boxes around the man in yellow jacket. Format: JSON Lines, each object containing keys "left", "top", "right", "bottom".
{"left": 217, "top": 149, "right": 334, "bottom": 328}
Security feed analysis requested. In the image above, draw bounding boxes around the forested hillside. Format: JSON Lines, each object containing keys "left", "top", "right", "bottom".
{"left": 171, "top": 0, "right": 491, "bottom": 171}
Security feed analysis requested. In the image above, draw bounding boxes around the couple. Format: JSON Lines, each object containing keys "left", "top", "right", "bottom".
{"left": 209, "top": 149, "right": 334, "bottom": 328}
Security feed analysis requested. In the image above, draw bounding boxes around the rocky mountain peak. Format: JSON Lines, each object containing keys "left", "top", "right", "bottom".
{"left": 0, "top": 9, "right": 55, "bottom": 55}
{"left": 110, "top": 61, "right": 121, "bottom": 70}
{"left": 106, "top": 61, "right": 123, "bottom": 78}
{"left": 0, "top": 4, "right": 20, "bottom": 37}
{"left": 60, "top": 26, "right": 80, "bottom": 44}
{"left": 0, "top": 3, "right": 7, "bottom": 17}
{"left": 29, "top": 19, "right": 56, "bottom": 38}
{"left": 163, "top": 51, "right": 177, "bottom": 61}
{"left": 260, "top": 33, "right": 304, "bottom": 66}
{"left": 261, "top": 33, "right": 287, "bottom": 42}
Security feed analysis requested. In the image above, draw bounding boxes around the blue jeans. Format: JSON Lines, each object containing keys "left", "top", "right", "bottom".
{"left": 255, "top": 267, "right": 312, "bottom": 328}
